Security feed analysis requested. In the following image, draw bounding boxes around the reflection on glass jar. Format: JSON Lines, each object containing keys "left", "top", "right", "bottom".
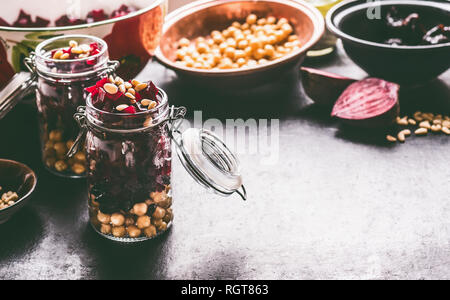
{"left": 33, "top": 35, "right": 117, "bottom": 178}
{"left": 84, "top": 89, "right": 173, "bottom": 242}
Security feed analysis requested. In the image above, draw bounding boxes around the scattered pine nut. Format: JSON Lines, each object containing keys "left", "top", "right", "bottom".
{"left": 419, "top": 120, "right": 431, "bottom": 129}
{"left": 408, "top": 118, "right": 417, "bottom": 125}
{"left": 442, "top": 127, "right": 450, "bottom": 135}
{"left": 396, "top": 116, "right": 408, "bottom": 126}
{"left": 431, "top": 124, "right": 442, "bottom": 132}
{"left": 415, "top": 128, "right": 428, "bottom": 136}
{"left": 125, "top": 92, "right": 135, "bottom": 100}
{"left": 386, "top": 135, "right": 397, "bottom": 142}
{"left": 69, "top": 40, "right": 78, "bottom": 48}
{"left": 141, "top": 99, "right": 151, "bottom": 107}
{"left": 400, "top": 129, "right": 411, "bottom": 136}
{"left": 116, "top": 104, "right": 129, "bottom": 111}
{"left": 397, "top": 131, "right": 406, "bottom": 143}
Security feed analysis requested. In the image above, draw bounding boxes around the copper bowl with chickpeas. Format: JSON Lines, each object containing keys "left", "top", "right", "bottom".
{"left": 155, "top": 0, "right": 325, "bottom": 89}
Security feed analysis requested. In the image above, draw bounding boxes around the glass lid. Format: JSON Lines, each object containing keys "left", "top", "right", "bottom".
{"left": 173, "top": 127, "right": 247, "bottom": 201}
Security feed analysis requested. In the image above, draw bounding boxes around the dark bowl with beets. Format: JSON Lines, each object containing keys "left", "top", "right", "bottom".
{"left": 326, "top": 0, "right": 450, "bottom": 85}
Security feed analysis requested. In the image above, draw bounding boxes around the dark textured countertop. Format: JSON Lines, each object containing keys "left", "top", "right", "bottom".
{"left": 0, "top": 44, "right": 449, "bottom": 280}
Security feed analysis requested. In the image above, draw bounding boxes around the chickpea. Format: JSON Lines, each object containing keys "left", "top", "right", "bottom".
{"left": 178, "top": 38, "right": 190, "bottom": 48}
{"left": 246, "top": 14, "right": 257, "bottom": 25}
{"left": 249, "top": 38, "right": 262, "bottom": 50}
{"left": 257, "top": 18, "right": 267, "bottom": 25}
{"left": 126, "top": 226, "right": 142, "bottom": 238}
{"left": 111, "top": 213, "right": 125, "bottom": 226}
{"left": 288, "top": 35, "right": 299, "bottom": 42}
{"left": 133, "top": 202, "right": 148, "bottom": 216}
{"left": 157, "top": 222, "right": 168, "bottom": 232}
{"left": 241, "top": 23, "right": 249, "bottom": 30}
{"left": 54, "top": 142, "right": 67, "bottom": 156}
{"left": 244, "top": 46, "right": 253, "bottom": 57}
{"left": 253, "top": 48, "right": 266, "bottom": 60}
{"left": 152, "top": 218, "right": 163, "bottom": 227}
{"left": 144, "top": 225, "right": 157, "bottom": 238}
{"left": 193, "top": 62, "right": 204, "bottom": 69}
{"left": 71, "top": 163, "right": 85, "bottom": 175}
{"left": 219, "top": 42, "right": 228, "bottom": 53}
{"left": 176, "top": 49, "right": 187, "bottom": 60}
{"left": 258, "top": 58, "right": 268, "bottom": 64}
{"left": 137, "top": 215, "right": 151, "bottom": 229}
{"left": 235, "top": 34, "right": 245, "bottom": 44}
{"left": 282, "top": 23, "right": 293, "bottom": 35}
{"left": 277, "top": 17, "right": 288, "bottom": 27}
{"left": 238, "top": 39, "right": 249, "bottom": 49}
{"left": 74, "top": 152, "right": 86, "bottom": 162}
{"left": 97, "top": 211, "right": 111, "bottom": 224}
{"left": 267, "top": 16, "right": 276, "bottom": 24}
{"left": 243, "top": 29, "right": 251, "bottom": 36}
{"left": 264, "top": 44, "right": 275, "bottom": 58}
{"left": 232, "top": 21, "right": 241, "bottom": 28}
{"left": 125, "top": 217, "right": 135, "bottom": 227}
{"left": 247, "top": 59, "right": 257, "bottom": 67}
{"left": 100, "top": 224, "right": 112, "bottom": 235}
{"left": 49, "top": 130, "right": 63, "bottom": 142}
{"left": 196, "top": 42, "right": 209, "bottom": 54}
{"left": 66, "top": 140, "right": 74, "bottom": 150}
{"left": 213, "top": 34, "right": 224, "bottom": 44}
{"left": 274, "top": 30, "right": 285, "bottom": 43}
{"left": 112, "top": 226, "right": 126, "bottom": 238}
{"left": 152, "top": 207, "right": 166, "bottom": 220}
{"left": 224, "top": 47, "right": 235, "bottom": 59}
{"left": 226, "top": 38, "right": 237, "bottom": 48}
{"left": 54, "top": 160, "right": 68, "bottom": 172}
{"left": 45, "top": 157, "right": 56, "bottom": 168}
{"left": 163, "top": 208, "right": 174, "bottom": 223}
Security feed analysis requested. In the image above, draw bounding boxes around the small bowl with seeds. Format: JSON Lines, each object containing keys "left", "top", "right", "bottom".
{"left": 0, "top": 159, "right": 37, "bottom": 224}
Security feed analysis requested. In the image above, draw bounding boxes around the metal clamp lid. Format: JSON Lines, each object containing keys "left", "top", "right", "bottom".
{"left": 172, "top": 125, "right": 247, "bottom": 201}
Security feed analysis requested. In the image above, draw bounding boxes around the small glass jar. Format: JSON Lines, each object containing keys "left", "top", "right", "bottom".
{"left": 27, "top": 35, "right": 118, "bottom": 178}
{"left": 74, "top": 87, "right": 246, "bottom": 242}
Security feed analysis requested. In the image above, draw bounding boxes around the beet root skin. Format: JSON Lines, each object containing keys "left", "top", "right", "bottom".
{"left": 331, "top": 78, "right": 400, "bottom": 128}
{"left": 301, "top": 67, "right": 357, "bottom": 108}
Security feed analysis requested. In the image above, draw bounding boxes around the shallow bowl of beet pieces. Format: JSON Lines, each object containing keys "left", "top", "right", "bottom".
{"left": 0, "top": 159, "right": 37, "bottom": 224}
{"left": 327, "top": 0, "right": 450, "bottom": 85}
{"left": 0, "top": 0, "right": 167, "bottom": 88}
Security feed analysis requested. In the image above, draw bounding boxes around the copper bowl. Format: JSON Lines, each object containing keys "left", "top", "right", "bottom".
{"left": 155, "top": 0, "right": 324, "bottom": 90}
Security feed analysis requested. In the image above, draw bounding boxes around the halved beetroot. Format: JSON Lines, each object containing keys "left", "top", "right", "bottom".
{"left": 331, "top": 78, "right": 400, "bottom": 128}
{"left": 301, "top": 67, "right": 356, "bottom": 108}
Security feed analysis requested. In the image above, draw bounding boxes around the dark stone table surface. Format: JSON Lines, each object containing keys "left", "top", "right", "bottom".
{"left": 0, "top": 44, "right": 449, "bottom": 280}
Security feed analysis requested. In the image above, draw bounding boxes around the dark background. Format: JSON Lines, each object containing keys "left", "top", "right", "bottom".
{"left": 0, "top": 41, "right": 449, "bottom": 279}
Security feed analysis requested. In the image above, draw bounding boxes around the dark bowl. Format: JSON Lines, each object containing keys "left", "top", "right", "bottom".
{"left": 327, "top": 0, "right": 450, "bottom": 85}
{"left": 0, "top": 159, "right": 37, "bottom": 224}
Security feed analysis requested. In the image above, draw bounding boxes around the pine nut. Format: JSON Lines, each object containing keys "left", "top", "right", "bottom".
{"left": 413, "top": 111, "right": 423, "bottom": 122}
{"left": 419, "top": 121, "right": 431, "bottom": 129}
{"left": 116, "top": 104, "right": 129, "bottom": 111}
{"left": 396, "top": 116, "right": 408, "bottom": 126}
{"left": 134, "top": 83, "right": 148, "bottom": 92}
{"left": 103, "top": 83, "right": 119, "bottom": 95}
{"left": 148, "top": 101, "right": 157, "bottom": 109}
{"left": 386, "top": 135, "right": 397, "bottom": 142}
{"left": 118, "top": 84, "right": 126, "bottom": 93}
{"left": 442, "top": 127, "right": 450, "bottom": 135}
{"left": 69, "top": 40, "right": 78, "bottom": 48}
{"left": 115, "top": 77, "right": 124, "bottom": 85}
{"left": 60, "top": 53, "right": 70, "bottom": 60}
{"left": 415, "top": 128, "right": 428, "bottom": 136}
{"left": 125, "top": 92, "right": 135, "bottom": 100}
{"left": 408, "top": 118, "right": 417, "bottom": 125}
{"left": 109, "top": 75, "right": 115, "bottom": 83}
{"left": 53, "top": 50, "right": 64, "bottom": 59}
{"left": 124, "top": 82, "right": 133, "bottom": 89}
{"left": 71, "top": 47, "right": 84, "bottom": 54}
{"left": 397, "top": 132, "right": 406, "bottom": 143}
{"left": 131, "top": 79, "right": 141, "bottom": 87}
{"left": 433, "top": 119, "right": 442, "bottom": 125}
{"left": 431, "top": 124, "right": 442, "bottom": 132}
{"left": 442, "top": 120, "right": 450, "bottom": 128}
{"left": 400, "top": 129, "right": 411, "bottom": 136}
{"left": 141, "top": 99, "right": 151, "bottom": 107}
{"left": 127, "top": 88, "right": 136, "bottom": 96}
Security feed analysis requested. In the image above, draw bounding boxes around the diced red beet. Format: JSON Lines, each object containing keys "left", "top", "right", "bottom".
{"left": 331, "top": 78, "right": 400, "bottom": 128}
{"left": 124, "top": 106, "right": 137, "bottom": 114}
{"left": 87, "top": 9, "right": 108, "bottom": 23}
{"left": 35, "top": 16, "right": 50, "bottom": 27}
{"left": 301, "top": 67, "right": 357, "bottom": 108}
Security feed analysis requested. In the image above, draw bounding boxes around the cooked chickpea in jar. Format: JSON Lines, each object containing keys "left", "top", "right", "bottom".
{"left": 175, "top": 14, "right": 300, "bottom": 69}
